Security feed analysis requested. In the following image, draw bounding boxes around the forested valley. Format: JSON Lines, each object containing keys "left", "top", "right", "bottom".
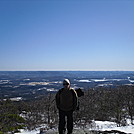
{"left": 0, "top": 85, "right": 134, "bottom": 133}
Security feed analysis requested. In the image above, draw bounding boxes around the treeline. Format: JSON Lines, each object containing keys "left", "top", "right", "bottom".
{"left": 0, "top": 99, "right": 25, "bottom": 133}
{"left": 75, "top": 86, "right": 134, "bottom": 127}
{"left": 0, "top": 86, "right": 134, "bottom": 133}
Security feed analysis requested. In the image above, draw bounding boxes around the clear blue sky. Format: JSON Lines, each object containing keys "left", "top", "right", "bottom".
{"left": 0, "top": 0, "right": 134, "bottom": 71}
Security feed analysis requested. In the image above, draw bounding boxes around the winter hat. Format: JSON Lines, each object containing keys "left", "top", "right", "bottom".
{"left": 63, "top": 79, "right": 70, "bottom": 85}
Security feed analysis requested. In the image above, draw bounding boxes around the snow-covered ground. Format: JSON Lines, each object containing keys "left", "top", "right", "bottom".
{"left": 92, "top": 121, "right": 134, "bottom": 134}
{"left": 16, "top": 120, "right": 134, "bottom": 134}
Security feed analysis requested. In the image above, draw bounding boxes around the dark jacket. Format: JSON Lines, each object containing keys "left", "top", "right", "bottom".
{"left": 56, "top": 88, "right": 78, "bottom": 111}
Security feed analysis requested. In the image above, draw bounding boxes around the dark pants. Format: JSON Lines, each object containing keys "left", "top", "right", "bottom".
{"left": 58, "top": 110, "right": 73, "bottom": 134}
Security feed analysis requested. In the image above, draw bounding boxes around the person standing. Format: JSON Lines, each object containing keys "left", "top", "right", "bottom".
{"left": 56, "top": 79, "right": 78, "bottom": 134}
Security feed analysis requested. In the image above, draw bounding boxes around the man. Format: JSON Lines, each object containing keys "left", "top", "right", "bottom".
{"left": 56, "top": 79, "right": 78, "bottom": 134}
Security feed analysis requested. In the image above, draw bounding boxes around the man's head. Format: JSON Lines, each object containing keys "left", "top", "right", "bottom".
{"left": 63, "top": 79, "right": 70, "bottom": 89}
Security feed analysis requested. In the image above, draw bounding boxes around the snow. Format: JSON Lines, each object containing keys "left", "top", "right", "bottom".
{"left": 4, "top": 97, "right": 22, "bottom": 101}
{"left": 91, "top": 78, "right": 107, "bottom": 82}
{"left": 93, "top": 121, "right": 134, "bottom": 134}
{"left": 16, "top": 128, "right": 58, "bottom": 134}
{"left": 46, "top": 88, "right": 55, "bottom": 92}
{"left": 97, "top": 84, "right": 113, "bottom": 87}
{"left": 113, "top": 125, "right": 134, "bottom": 134}
{"left": 127, "top": 77, "right": 134, "bottom": 82}
{"left": 23, "top": 79, "right": 30, "bottom": 81}
{"left": 77, "top": 78, "right": 130, "bottom": 83}
{"left": 78, "top": 80, "right": 91, "bottom": 82}
{"left": 16, "top": 121, "right": 134, "bottom": 134}
{"left": 17, "top": 129, "right": 38, "bottom": 134}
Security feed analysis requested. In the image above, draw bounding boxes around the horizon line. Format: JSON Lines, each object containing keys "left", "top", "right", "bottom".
{"left": 0, "top": 70, "right": 134, "bottom": 72}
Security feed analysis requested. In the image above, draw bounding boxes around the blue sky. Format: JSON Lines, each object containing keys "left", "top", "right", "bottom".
{"left": 0, "top": 0, "right": 134, "bottom": 71}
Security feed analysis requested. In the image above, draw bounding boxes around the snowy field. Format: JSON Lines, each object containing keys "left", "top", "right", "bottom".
{"left": 16, "top": 120, "right": 134, "bottom": 134}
